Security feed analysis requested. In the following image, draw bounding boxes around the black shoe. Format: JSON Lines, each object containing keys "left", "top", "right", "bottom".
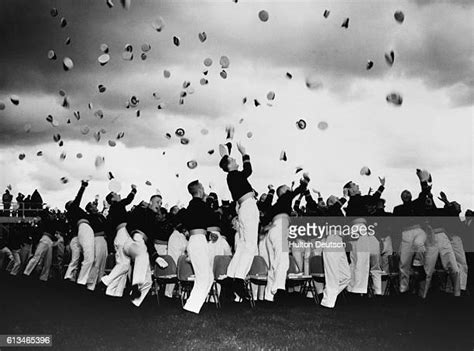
{"left": 232, "top": 279, "right": 247, "bottom": 299}
{"left": 273, "top": 289, "right": 287, "bottom": 304}
{"left": 130, "top": 284, "right": 142, "bottom": 300}
{"left": 96, "top": 281, "right": 107, "bottom": 294}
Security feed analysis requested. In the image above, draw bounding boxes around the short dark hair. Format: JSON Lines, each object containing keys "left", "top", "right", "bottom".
{"left": 276, "top": 185, "right": 287, "bottom": 197}
{"left": 85, "top": 202, "right": 93, "bottom": 213}
{"left": 187, "top": 180, "right": 201, "bottom": 195}
{"left": 150, "top": 194, "right": 162, "bottom": 202}
{"left": 219, "top": 155, "right": 230, "bottom": 172}
{"left": 343, "top": 181, "right": 353, "bottom": 189}
{"left": 105, "top": 192, "right": 114, "bottom": 205}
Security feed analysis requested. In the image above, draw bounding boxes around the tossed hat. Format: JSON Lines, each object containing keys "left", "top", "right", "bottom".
{"left": 258, "top": 10, "right": 269, "bottom": 22}
{"left": 187, "top": 160, "right": 198, "bottom": 169}
{"left": 317, "top": 121, "right": 328, "bottom": 130}
{"left": 152, "top": 17, "right": 165, "bottom": 32}
{"left": 48, "top": 50, "right": 56, "bottom": 60}
{"left": 360, "top": 166, "right": 371, "bottom": 176}
{"left": 173, "top": 36, "right": 180, "bottom": 46}
{"left": 386, "top": 92, "right": 403, "bottom": 106}
{"left": 341, "top": 18, "right": 349, "bottom": 28}
{"left": 63, "top": 57, "right": 74, "bottom": 71}
{"left": 385, "top": 51, "right": 395, "bottom": 66}
{"left": 296, "top": 119, "right": 307, "bottom": 130}
{"left": 10, "top": 95, "right": 20, "bottom": 105}
{"left": 219, "top": 55, "right": 230, "bottom": 68}
{"left": 394, "top": 11, "right": 404, "bottom": 23}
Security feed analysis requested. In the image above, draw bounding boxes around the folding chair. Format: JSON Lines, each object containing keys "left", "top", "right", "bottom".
{"left": 287, "top": 255, "right": 316, "bottom": 303}
{"left": 152, "top": 255, "right": 178, "bottom": 305}
{"left": 367, "top": 252, "right": 388, "bottom": 298}
{"left": 177, "top": 255, "right": 195, "bottom": 307}
{"left": 211, "top": 255, "right": 232, "bottom": 308}
{"left": 244, "top": 255, "right": 268, "bottom": 308}
{"left": 381, "top": 254, "right": 400, "bottom": 296}
{"left": 307, "top": 255, "right": 326, "bottom": 304}
{"left": 432, "top": 256, "right": 449, "bottom": 292}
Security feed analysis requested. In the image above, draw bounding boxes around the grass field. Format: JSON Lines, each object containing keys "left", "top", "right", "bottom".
{"left": 0, "top": 273, "right": 472, "bottom": 351}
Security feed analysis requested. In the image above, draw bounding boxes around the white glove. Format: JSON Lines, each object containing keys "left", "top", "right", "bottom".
{"left": 155, "top": 257, "right": 168, "bottom": 268}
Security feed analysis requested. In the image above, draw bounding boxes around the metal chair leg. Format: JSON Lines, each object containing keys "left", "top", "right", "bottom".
{"left": 246, "top": 280, "right": 255, "bottom": 308}
{"left": 311, "top": 280, "right": 320, "bottom": 304}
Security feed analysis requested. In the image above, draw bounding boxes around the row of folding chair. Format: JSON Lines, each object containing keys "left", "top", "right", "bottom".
{"left": 149, "top": 252, "right": 405, "bottom": 308}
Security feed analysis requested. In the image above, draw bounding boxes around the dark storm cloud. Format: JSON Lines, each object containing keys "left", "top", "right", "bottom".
{"left": 0, "top": 0, "right": 472, "bottom": 151}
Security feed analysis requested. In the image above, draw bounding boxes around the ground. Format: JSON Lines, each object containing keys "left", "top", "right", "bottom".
{"left": 0, "top": 274, "right": 472, "bottom": 351}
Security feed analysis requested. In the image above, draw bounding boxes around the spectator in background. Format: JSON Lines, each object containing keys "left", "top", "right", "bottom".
{"left": 2, "top": 189, "right": 13, "bottom": 216}
{"left": 23, "top": 210, "right": 57, "bottom": 281}
{"left": 31, "top": 189, "right": 43, "bottom": 216}
{"left": 23, "top": 195, "right": 32, "bottom": 215}
{"left": 15, "top": 193, "right": 25, "bottom": 217}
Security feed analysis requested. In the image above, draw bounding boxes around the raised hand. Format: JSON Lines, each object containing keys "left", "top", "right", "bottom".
{"left": 438, "top": 191, "right": 449, "bottom": 204}
{"left": 236, "top": 142, "right": 246, "bottom": 155}
{"left": 131, "top": 184, "right": 137, "bottom": 190}
{"left": 378, "top": 176, "right": 386, "bottom": 187}
{"left": 343, "top": 188, "right": 349, "bottom": 198}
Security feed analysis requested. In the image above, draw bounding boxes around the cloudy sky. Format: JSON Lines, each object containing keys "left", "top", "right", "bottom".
{"left": 0, "top": 0, "right": 472, "bottom": 211}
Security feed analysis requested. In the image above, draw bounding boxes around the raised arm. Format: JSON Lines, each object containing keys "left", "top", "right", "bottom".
{"left": 371, "top": 177, "right": 386, "bottom": 200}
{"left": 416, "top": 169, "right": 432, "bottom": 197}
{"left": 304, "top": 189, "right": 317, "bottom": 209}
{"left": 289, "top": 178, "right": 309, "bottom": 199}
{"left": 72, "top": 181, "right": 88, "bottom": 207}
{"left": 261, "top": 186, "right": 275, "bottom": 212}
{"left": 120, "top": 185, "right": 137, "bottom": 206}
{"left": 293, "top": 193, "right": 304, "bottom": 214}
{"left": 237, "top": 143, "right": 252, "bottom": 178}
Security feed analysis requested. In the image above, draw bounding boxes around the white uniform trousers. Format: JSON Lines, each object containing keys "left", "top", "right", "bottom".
{"left": 165, "top": 231, "right": 188, "bottom": 298}
{"left": 422, "top": 231, "right": 460, "bottom": 298}
{"left": 64, "top": 236, "right": 81, "bottom": 281}
{"left": 184, "top": 234, "right": 214, "bottom": 314}
{"left": 347, "top": 235, "right": 383, "bottom": 295}
{"left": 124, "top": 232, "right": 153, "bottom": 307}
{"left": 102, "top": 226, "right": 132, "bottom": 297}
{"left": 7, "top": 248, "right": 21, "bottom": 275}
{"left": 0, "top": 247, "right": 13, "bottom": 271}
{"left": 265, "top": 216, "right": 290, "bottom": 301}
{"left": 399, "top": 226, "right": 427, "bottom": 293}
{"left": 24, "top": 235, "right": 53, "bottom": 281}
{"left": 227, "top": 198, "right": 259, "bottom": 279}
{"left": 154, "top": 242, "right": 168, "bottom": 256}
{"left": 86, "top": 236, "right": 108, "bottom": 291}
{"left": 76, "top": 222, "right": 95, "bottom": 285}
{"left": 451, "top": 236, "right": 468, "bottom": 291}
{"left": 321, "top": 235, "right": 351, "bottom": 308}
